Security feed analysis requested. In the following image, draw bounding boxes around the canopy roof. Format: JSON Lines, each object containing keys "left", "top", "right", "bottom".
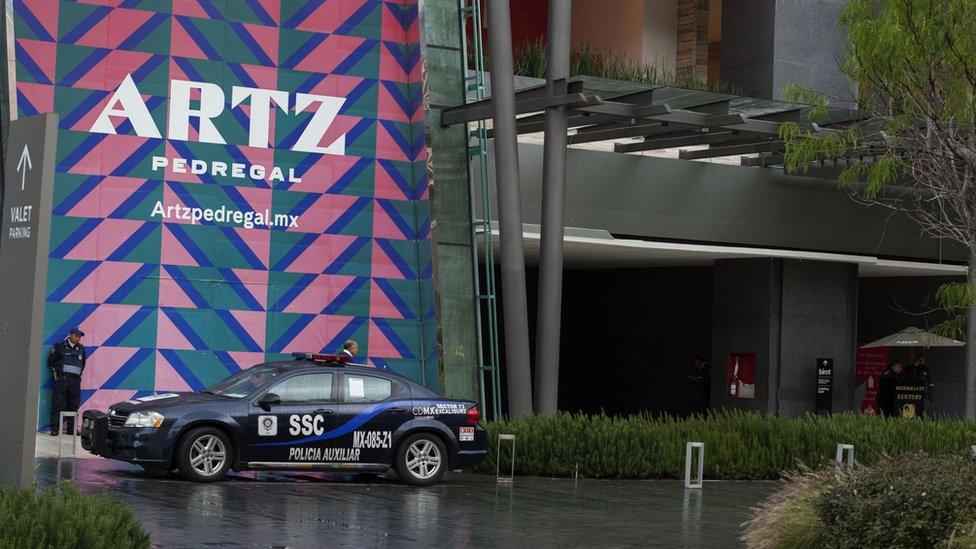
{"left": 441, "top": 74, "right": 863, "bottom": 168}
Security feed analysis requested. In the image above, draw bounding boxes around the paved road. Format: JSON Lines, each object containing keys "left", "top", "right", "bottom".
{"left": 35, "top": 458, "right": 775, "bottom": 548}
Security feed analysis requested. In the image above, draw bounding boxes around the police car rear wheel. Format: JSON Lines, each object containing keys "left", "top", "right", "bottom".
{"left": 395, "top": 433, "right": 447, "bottom": 486}
{"left": 176, "top": 427, "right": 232, "bottom": 482}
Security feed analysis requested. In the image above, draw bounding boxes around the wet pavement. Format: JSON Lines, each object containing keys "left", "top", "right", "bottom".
{"left": 36, "top": 458, "right": 775, "bottom": 548}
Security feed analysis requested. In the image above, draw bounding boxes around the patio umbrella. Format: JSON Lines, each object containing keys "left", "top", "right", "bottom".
{"left": 861, "top": 326, "right": 965, "bottom": 348}
{"left": 861, "top": 327, "right": 964, "bottom": 408}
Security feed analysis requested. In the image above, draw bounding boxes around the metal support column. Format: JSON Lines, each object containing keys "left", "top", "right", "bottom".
{"left": 487, "top": 0, "right": 533, "bottom": 418}
{"left": 534, "top": 0, "right": 572, "bottom": 416}
{"left": 460, "top": 0, "right": 502, "bottom": 420}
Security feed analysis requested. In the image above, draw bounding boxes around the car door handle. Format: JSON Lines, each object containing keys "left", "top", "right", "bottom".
{"left": 313, "top": 409, "right": 334, "bottom": 415}
{"left": 389, "top": 407, "right": 408, "bottom": 414}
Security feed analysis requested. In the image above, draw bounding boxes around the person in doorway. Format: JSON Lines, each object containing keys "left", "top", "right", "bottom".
{"left": 877, "top": 361, "right": 905, "bottom": 417}
{"left": 340, "top": 340, "right": 358, "bottom": 359}
{"left": 48, "top": 327, "right": 86, "bottom": 436}
{"left": 911, "top": 353, "right": 930, "bottom": 383}
{"left": 688, "top": 355, "right": 711, "bottom": 414}
{"left": 911, "top": 352, "right": 933, "bottom": 402}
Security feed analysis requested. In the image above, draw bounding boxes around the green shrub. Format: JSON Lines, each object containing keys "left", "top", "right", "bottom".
{"left": 743, "top": 454, "right": 976, "bottom": 548}
{"left": 479, "top": 411, "right": 976, "bottom": 480}
{"left": 0, "top": 483, "right": 150, "bottom": 549}
{"left": 820, "top": 454, "right": 976, "bottom": 548}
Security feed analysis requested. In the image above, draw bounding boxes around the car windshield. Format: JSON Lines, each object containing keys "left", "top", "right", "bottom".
{"left": 206, "top": 365, "right": 283, "bottom": 398}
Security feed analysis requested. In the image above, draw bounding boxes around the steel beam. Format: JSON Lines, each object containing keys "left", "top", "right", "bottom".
{"left": 738, "top": 147, "right": 885, "bottom": 167}
{"left": 534, "top": 0, "right": 572, "bottom": 417}
{"left": 442, "top": 93, "right": 593, "bottom": 126}
{"left": 513, "top": 89, "right": 658, "bottom": 134}
{"left": 569, "top": 123, "right": 664, "bottom": 144}
{"left": 517, "top": 104, "right": 701, "bottom": 135}
{"left": 708, "top": 113, "right": 747, "bottom": 126}
{"left": 573, "top": 107, "right": 668, "bottom": 135}
{"left": 740, "top": 153, "right": 786, "bottom": 167}
{"left": 571, "top": 100, "right": 636, "bottom": 118}
{"left": 572, "top": 101, "right": 722, "bottom": 135}
{"left": 487, "top": 0, "right": 533, "bottom": 419}
{"left": 678, "top": 140, "right": 784, "bottom": 160}
{"left": 645, "top": 109, "right": 707, "bottom": 126}
{"left": 568, "top": 102, "right": 730, "bottom": 144}
{"left": 714, "top": 117, "right": 783, "bottom": 136}
{"left": 440, "top": 80, "right": 588, "bottom": 126}
{"left": 614, "top": 131, "right": 741, "bottom": 153}
{"left": 753, "top": 107, "right": 803, "bottom": 123}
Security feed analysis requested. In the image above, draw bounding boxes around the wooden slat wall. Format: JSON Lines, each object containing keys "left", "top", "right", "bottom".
{"left": 676, "top": 0, "right": 710, "bottom": 80}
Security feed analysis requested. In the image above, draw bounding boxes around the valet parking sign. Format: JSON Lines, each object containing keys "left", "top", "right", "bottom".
{"left": 2, "top": 116, "right": 56, "bottom": 250}
{"left": 0, "top": 114, "right": 59, "bottom": 486}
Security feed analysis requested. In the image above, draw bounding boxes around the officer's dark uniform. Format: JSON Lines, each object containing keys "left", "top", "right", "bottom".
{"left": 48, "top": 330, "right": 86, "bottom": 434}
{"left": 690, "top": 361, "right": 711, "bottom": 413}
{"left": 877, "top": 367, "right": 904, "bottom": 417}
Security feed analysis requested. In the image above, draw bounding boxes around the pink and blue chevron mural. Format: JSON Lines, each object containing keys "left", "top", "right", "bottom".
{"left": 11, "top": 0, "right": 433, "bottom": 427}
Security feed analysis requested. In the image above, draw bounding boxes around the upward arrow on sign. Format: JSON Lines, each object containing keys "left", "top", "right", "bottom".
{"left": 16, "top": 145, "right": 32, "bottom": 191}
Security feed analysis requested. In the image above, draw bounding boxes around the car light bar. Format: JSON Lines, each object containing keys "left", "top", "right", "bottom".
{"left": 291, "top": 352, "right": 349, "bottom": 365}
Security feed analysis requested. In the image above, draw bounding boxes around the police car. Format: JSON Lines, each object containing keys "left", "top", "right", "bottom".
{"left": 80, "top": 354, "right": 486, "bottom": 485}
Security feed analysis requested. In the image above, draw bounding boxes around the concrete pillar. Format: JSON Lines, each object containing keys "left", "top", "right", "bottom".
{"left": 534, "top": 0, "right": 572, "bottom": 416}
{"left": 488, "top": 0, "right": 535, "bottom": 419}
{"left": 777, "top": 260, "right": 858, "bottom": 416}
{"left": 720, "top": 0, "right": 855, "bottom": 106}
{"left": 718, "top": 0, "right": 775, "bottom": 99}
{"left": 643, "top": 0, "right": 677, "bottom": 72}
{"left": 711, "top": 258, "right": 857, "bottom": 416}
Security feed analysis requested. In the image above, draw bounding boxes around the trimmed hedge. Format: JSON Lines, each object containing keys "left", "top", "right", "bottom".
{"left": 0, "top": 483, "right": 150, "bottom": 549}
{"left": 478, "top": 411, "right": 976, "bottom": 480}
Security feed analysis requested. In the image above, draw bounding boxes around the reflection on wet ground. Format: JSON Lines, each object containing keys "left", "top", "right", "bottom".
{"left": 36, "top": 458, "right": 775, "bottom": 548}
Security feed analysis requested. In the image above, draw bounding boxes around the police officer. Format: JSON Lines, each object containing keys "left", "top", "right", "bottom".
{"left": 48, "top": 327, "right": 86, "bottom": 436}
{"left": 877, "top": 361, "right": 905, "bottom": 417}
{"left": 911, "top": 353, "right": 931, "bottom": 383}
{"left": 688, "top": 355, "right": 711, "bottom": 414}
{"left": 340, "top": 340, "right": 358, "bottom": 359}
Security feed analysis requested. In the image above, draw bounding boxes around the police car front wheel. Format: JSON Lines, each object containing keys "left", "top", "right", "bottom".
{"left": 395, "top": 433, "right": 447, "bottom": 486}
{"left": 176, "top": 427, "right": 232, "bottom": 482}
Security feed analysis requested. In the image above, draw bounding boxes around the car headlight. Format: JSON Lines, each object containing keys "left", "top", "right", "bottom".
{"left": 124, "top": 411, "right": 165, "bottom": 428}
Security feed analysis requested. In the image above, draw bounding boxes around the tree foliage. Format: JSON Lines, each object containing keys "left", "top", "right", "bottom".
{"left": 782, "top": 0, "right": 976, "bottom": 335}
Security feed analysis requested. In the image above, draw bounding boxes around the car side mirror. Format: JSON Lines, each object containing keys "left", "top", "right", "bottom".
{"left": 257, "top": 393, "right": 281, "bottom": 411}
